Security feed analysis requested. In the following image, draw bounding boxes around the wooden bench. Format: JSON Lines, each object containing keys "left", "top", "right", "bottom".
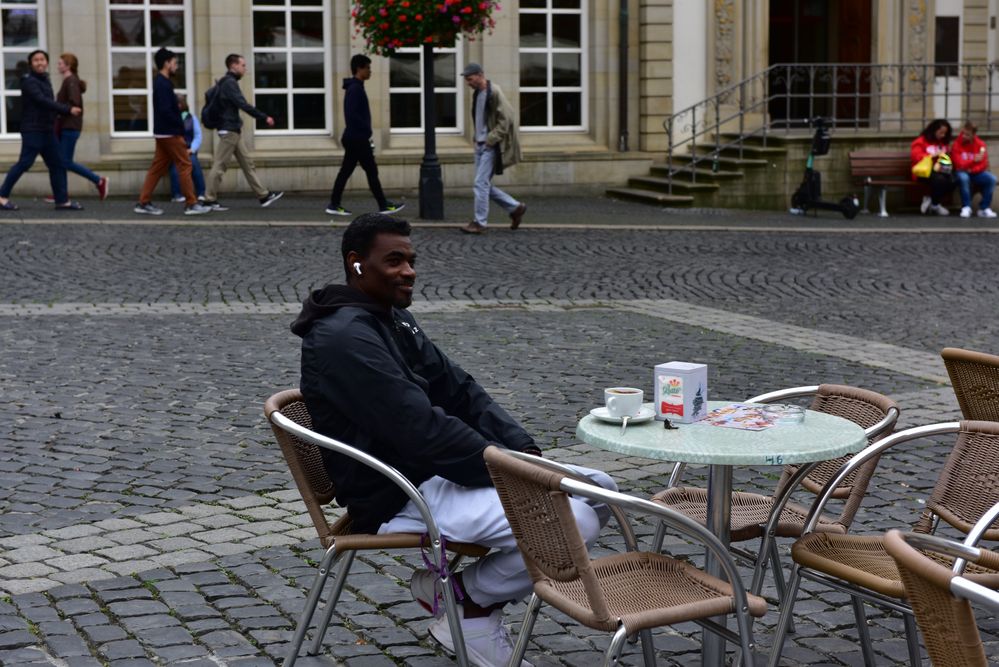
{"left": 848, "top": 150, "right": 917, "bottom": 217}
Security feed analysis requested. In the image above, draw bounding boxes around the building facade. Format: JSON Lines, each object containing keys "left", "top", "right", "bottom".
{"left": 0, "top": 1, "right": 996, "bottom": 199}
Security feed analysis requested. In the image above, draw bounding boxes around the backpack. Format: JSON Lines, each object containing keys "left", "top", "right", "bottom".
{"left": 201, "top": 80, "right": 222, "bottom": 130}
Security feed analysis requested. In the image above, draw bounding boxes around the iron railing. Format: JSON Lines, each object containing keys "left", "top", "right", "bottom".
{"left": 663, "top": 62, "right": 999, "bottom": 193}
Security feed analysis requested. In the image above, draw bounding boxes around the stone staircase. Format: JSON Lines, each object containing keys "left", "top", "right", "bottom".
{"left": 607, "top": 135, "right": 788, "bottom": 208}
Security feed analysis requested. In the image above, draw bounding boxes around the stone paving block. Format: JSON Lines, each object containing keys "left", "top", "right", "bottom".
{"left": 42, "top": 524, "right": 103, "bottom": 540}
{"left": 58, "top": 536, "right": 119, "bottom": 554}
{"left": 97, "top": 545, "right": 158, "bottom": 562}
{"left": 46, "top": 634, "right": 92, "bottom": 657}
{"left": 50, "top": 568, "right": 117, "bottom": 586}
{"left": 266, "top": 490, "right": 302, "bottom": 503}
{"left": 106, "top": 600, "right": 170, "bottom": 617}
{"left": 2, "top": 545, "right": 64, "bottom": 563}
{"left": 0, "top": 578, "right": 58, "bottom": 595}
{"left": 46, "top": 553, "right": 109, "bottom": 571}
{"left": 238, "top": 520, "right": 296, "bottom": 536}
{"left": 245, "top": 533, "right": 298, "bottom": 548}
{"left": 151, "top": 549, "right": 212, "bottom": 568}
{"left": 0, "top": 630, "right": 38, "bottom": 649}
{"left": 82, "top": 624, "right": 128, "bottom": 644}
{"left": 134, "top": 512, "right": 186, "bottom": 526}
{"left": 146, "top": 537, "right": 203, "bottom": 551}
{"left": 98, "top": 639, "right": 147, "bottom": 660}
{"left": 150, "top": 643, "right": 208, "bottom": 662}
{"left": 238, "top": 506, "right": 290, "bottom": 521}
{"left": 201, "top": 542, "right": 256, "bottom": 557}
{"left": 192, "top": 513, "right": 247, "bottom": 530}
{"left": 0, "top": 534, "right": 52, "bottom": 549}
{"left": 104, "top": 529, "right": 162, "bottom": 546}
{"left": 222, "top": 496, "right": 276, "bottom": 510}
{"left": 147, "top": 522, "right": 201, "bottom": 538}
{"left": 92, "top": 519, "right": 144, "bottom": 532}
{"left": 177, "top": 503, "right": 228, "bottom": 518}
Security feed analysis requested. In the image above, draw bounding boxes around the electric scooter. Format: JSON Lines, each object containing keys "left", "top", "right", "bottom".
{"left": 790, "top": 117, "right": 861, "bottom": 219}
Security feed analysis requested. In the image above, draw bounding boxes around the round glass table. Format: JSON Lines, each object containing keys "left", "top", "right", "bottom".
{"left": 576, "top": 400, "right": 868, "bottom": 666}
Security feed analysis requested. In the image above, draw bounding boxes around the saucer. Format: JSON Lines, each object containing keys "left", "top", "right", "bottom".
{"left": 589, "top": 405, "right": 656, "bottom": 424}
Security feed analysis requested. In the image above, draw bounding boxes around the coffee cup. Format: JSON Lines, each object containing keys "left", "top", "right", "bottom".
{"left": 604, "top": 387, "right": 643, "bottom": 418}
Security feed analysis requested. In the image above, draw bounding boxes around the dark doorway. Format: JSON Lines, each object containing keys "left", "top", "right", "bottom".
{"left": 769, "top": 0, "right": 873, "bottom": 127}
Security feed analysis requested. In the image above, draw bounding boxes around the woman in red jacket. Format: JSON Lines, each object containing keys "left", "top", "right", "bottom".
{"left": 911, "top": 119, "right": 954, "bottom": 215}
{"left": 950, "top": 120, "right": 997, "bottom": 218}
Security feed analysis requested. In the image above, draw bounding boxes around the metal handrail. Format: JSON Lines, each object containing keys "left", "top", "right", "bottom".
{"left": 662, "top": 62, "right": 999, "bottom": 194}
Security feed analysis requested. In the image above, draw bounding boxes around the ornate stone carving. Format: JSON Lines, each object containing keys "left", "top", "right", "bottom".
{"left": 714, "top": 0, "right": 736, "bottom": 88}
{"left": 907, "top": 0, "right": 928, "bottom": 64}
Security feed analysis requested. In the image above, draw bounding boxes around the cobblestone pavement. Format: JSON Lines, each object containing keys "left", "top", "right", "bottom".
{"left": 0, "top": 206, "right": 996, "bottom": 666}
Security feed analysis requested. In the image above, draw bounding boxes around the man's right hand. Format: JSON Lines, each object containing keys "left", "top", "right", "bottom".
{"left": 69, "top": 106, "right": 82, "bottom": 116}
{"left": 266, "top": 116, "right": 275, "bottom": 127}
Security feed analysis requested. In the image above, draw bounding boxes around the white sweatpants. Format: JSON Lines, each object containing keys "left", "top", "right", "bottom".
{"left": 379, "top": 464, "right": 617, "bottom": 607}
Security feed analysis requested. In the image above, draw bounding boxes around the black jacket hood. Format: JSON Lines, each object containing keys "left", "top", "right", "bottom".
{"left": 290, "top": 284, "right": 388, "bottom": 337}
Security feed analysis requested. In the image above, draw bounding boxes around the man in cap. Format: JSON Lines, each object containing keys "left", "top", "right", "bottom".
{"left": 460, "top": 63, "right": 527, "bottom": 234}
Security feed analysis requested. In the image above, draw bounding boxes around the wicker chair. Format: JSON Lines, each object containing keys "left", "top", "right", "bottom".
{"left": 767, "top": 421, "right": 999, "bottom": 667}
{"left": 885, "top": 528, "right": 999, "bottom": 667}
{"left": 651, "top": 384, "right": 899, "bottom": 601}
{"left": 264, "top": 389, "right": 487, "bottom": 667}
{"left": 942, "top": 347, "right": 999, "bottom": 421}
{"left": 483, "top": 446, "right": 767, "bottom": 667}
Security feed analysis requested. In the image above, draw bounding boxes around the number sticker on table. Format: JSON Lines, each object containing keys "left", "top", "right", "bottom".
{"left": 765, "top": 455, "right": 784, "bottom": 465}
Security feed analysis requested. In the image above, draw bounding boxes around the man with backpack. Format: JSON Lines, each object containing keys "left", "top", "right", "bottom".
{"left": 201, "top": 53, "right": 283, "bottom": 211}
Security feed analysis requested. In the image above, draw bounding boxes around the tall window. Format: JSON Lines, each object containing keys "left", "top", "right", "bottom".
{"left": 0, "top": 0, "right": 45, "bottom": 136}
{"left": 108, "top": 1, "right": 190, "bottom": 136}
{"left": 519, "top": 0, "right": 586, "bottom": 130}
{"left": 389, "top": 45, "right": 462, "bottom": 134}
{"left": 252, "top": 0, "right": 328, "bottom": 134}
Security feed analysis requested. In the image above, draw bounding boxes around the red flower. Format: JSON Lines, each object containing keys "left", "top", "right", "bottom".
{"left": 415, "top": 13, "right": 422, "bottom": 19}
{"left": 399, "top": 14, "right": 407, "bottom": 21}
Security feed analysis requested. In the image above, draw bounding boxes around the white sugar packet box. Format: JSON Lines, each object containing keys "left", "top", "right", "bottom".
{"left": 654, "top": 362, "right": 708, "bottom": 424}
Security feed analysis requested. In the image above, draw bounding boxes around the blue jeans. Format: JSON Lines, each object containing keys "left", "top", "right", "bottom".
{"left": 58, "top": 129, "right": 101, "bottom": 185}
{"left": 169, "top": 152, "right": 205, "bottom": 199}
{"left": 0, "top": 131, "right": 68, "bottom": 203}
{"left": 954, "top": 170, "right": 996, "bottom": 209}
{"left": 473, "top": 143, "right": 519, "bottom": 226}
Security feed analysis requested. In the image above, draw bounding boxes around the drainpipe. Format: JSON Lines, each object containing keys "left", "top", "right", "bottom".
{"left": 618, "top": 0, "right": 629, "bottom": 151}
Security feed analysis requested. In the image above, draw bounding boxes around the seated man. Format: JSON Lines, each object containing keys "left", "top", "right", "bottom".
{"left": 951, "top": 120, "right": 997, "bottom": 218}
{"left": 291, "top": 213, "right": 616, "bottom": 667}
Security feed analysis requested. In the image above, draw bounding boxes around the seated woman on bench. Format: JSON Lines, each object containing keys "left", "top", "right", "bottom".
{"left": 950, "top": 120, "right": 997, "bottom": 219}
{"left": 911, "top": 119, "right": 955, "bottom": 216}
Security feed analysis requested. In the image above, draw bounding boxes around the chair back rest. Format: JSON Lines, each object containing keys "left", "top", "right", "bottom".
{"left": 783, "top": 384, "right": 899, "bottom": 528}
{"left": 916, "top": 420, "right": 999, "bottom": 539}
{"left": 483, "top": 446, "right": 612, "bottom": 623}
{"left": 264, "top": 389, "right": 341, "bottom": 546}
{"left": 942, "top": 347, "right": 999, "bottom": 421}
{"left": 885, "top": 530, "right": 988, "bottom": 667}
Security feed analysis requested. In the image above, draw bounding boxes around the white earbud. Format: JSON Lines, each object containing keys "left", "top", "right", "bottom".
{"left": 353, "top": 262, "right": 362, "bottom": 276}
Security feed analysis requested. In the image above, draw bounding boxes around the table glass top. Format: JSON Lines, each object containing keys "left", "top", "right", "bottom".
{"left": 576, "top": 400, "right": 868, "bottom": 465}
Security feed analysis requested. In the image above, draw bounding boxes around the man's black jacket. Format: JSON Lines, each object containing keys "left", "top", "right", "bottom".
{"left": 217, "top": 71, "right": 267, "bottom": 133}
{"left": 341, "top": 77, "right": 371, "bottom": 142}
{"left": 291, "top": 285, "right": 537, "bottom": 533}
{"left": 19, "top": 71, "right": 70, "bottom": 133}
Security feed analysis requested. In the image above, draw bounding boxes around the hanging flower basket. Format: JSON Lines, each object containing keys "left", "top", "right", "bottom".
{"left": 351, "top": 0, "right": 501, "bottom": 56}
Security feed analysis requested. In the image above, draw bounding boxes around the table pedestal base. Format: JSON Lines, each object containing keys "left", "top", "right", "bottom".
{"left": 703, "top": 464, "right": 732, "bottom": 667}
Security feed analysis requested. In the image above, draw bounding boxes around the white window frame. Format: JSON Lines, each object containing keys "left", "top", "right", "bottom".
{"left": 0, "top": 0, "right": 46, "bottom": 138}
{"left": 251, "top": 0, "right": 331, "bottom": 136}
{"left": 518, "top": 0, "right": 587, "bottom": 132}
{"left": 388, "top": 43, "right": 463, "bottom": 135}
{"left": 107, "top": 0, "right": 193, "bottom": 138}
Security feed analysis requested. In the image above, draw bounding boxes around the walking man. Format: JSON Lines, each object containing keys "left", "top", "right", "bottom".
{"left": 202, "top": 54, "right": 283, "bottom": 211}
{"left": 325, "top": 55, "right": 403, "bottom": 217}
{"left": 460, "top": 63, "right": 526, "bottom": 234}
{"left": 134, "top": 48, "right": 210, "bottom": 216}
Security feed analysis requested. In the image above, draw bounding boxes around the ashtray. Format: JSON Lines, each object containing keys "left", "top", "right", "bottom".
{"left": 763, "top": 404, "right": 806, "bottom": 424}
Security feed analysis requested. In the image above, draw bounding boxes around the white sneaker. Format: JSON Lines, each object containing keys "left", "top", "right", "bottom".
{"left": 960, "top": 206, "right": 972, "bottom": 218}
{"left": 978, "top": 207, "right": 998, "bottom": 218}
{"left": 920, "top": 196, "right": 932, "bottom": 214}
{"left": 429, "top": 608, "right": 533, "bottom": 667}
{"left": 931, "top": 204, "right": 950, "bottom": 216}
{"left": 411, "top": 569, "right": 444, "bottom": 619}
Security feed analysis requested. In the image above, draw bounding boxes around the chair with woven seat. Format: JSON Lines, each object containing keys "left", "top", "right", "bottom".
{"left": 651, "top": 384, "right": 899, "bottom": 600}
{"left": 767, "top": 420, "right": 999, "bottom": 667}
{"left": 885, "top": 527, "right": 999, "bottom": 667}
{"left": 264, "top": 389, "right": 488, "bottom": 667}
{"left": 483, "top": 446, "right": 768, "bottom": 667}
{"left": 942, "top": 347, "right": 999, "bottom": 421}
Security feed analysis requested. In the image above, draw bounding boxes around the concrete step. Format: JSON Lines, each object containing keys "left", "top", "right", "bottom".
{"left": 664, "top": 155, "right": 770, "bottom": 169}
{"left": 693, "top": 143, "right": 787, "bottom": 158}
{"left": 718, "top": 132, "right": 789, "bottom": 146}
{"left": 651, "top": 165, "right": 744, "bottom": 180}
{"left": 629, "top": 176, "right": 719, "bottom": 194}
{"left": 605, "top": 187, "right": 695, "bottom": 206}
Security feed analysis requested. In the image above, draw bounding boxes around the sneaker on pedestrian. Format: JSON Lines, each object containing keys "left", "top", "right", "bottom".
{"left": 325, "top": 205, "right": 352, "bottom": 216}
{"left": 960, "top": 206, "right": 972, "bottom": 218}
{"left": 134, "top": 202, "right": 164, "bottom": 216}
{"left": 977, "top": 207, "right": 998, "bottom": 218}
{"left": 429, "top": 608, "right": 532, "bottom": 667}
{"left": 379, "top": 201, "right": 405, "bottom": 214}
{"left": 461, "top": 221, "right": 487, "bottom": 235}
{"left": 411, "top": 570, "right": 444, "bottom": 619}
{"left": 259, "top": 191, "right": 284, "bottom": 207}
{"left": 43, "top": 195, "right": 56, "bottom": 204}
{"left": 201, "top": 200, "right": 229, "bottom": 212}
{"left": 920, "top": 195, "right": 932, "bottom": 214}
{"left": 184, "top": 202, "right": 212, "bottom": 216}
{"left": 931, "top": 204, "right": 950, "bottom": 216}
{"left": 97, "top": 176, "right": 109, "bottom": 201}
{"left": 171, "top": 195, "right": 187, "bottom": 203}
{"left": 509, "top": 203, "right": 527, "bottom": 230}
